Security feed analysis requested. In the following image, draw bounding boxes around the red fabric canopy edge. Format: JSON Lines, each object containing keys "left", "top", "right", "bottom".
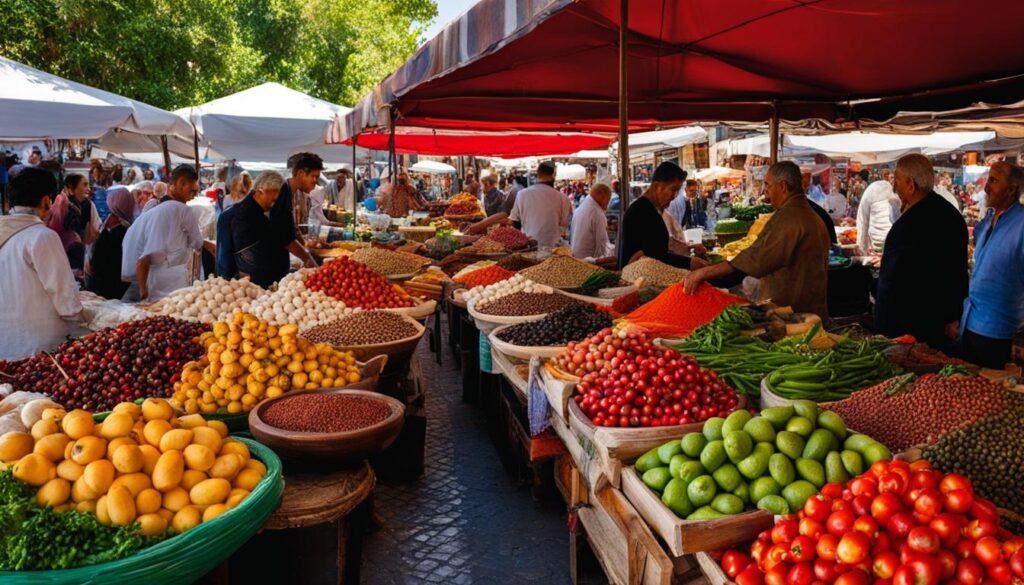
{"left": 342, "top": 132, "right": 614, "bottom": 157}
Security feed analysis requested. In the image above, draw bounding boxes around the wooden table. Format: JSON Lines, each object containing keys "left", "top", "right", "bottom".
{"left": 203, "top": 463, "right": 376, "bottom": 585}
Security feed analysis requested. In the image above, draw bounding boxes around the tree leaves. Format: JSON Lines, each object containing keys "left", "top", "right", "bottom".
{"left": 0, "top": 0, "right": 437, "bottom": 109}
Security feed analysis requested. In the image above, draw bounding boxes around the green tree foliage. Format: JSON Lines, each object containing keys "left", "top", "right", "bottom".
{"left": 0, "top": 0, "right": 437, "bottom": 109}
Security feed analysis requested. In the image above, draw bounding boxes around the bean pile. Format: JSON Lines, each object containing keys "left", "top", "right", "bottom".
{"left": 825, "top": 374, "right": 1005, "bottom": 452}
{"left": 621, "top": 257, "right": 689, "bottom": 287}
{"left": 486, "top": 226, "right": 530, "bottom": 250}
{"left": 262, "top": 393, "right": 391, "bottom": 433}
{"left": 461, "top": 236, "right": 505, "bottom": 254}
{"left": 453, "top": 264, "right": 514, "bottom": 288}
{"left": 475, "top": 292, "right": 582, "bottom": 317}
{"left": 496, "top": 304, "right": 611, "bottom": 346}
{"left": 302, "top": 311, "right": 419, "bottom": 346}
{"left": 496, "top": 254, "right": 538, "bottom": 271}
{"left": 351, "top": 247, "right": 423, "bottom": 276}
{"left": 923, "top": 390, "right": 1024, "bottom": 518}
{"left": 519, "top": 255, "right": 600, "bottom": 289}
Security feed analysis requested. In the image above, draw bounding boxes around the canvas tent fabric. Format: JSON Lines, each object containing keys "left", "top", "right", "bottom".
{"left": 715, "top": 131, "right": 997, "bottom": 164}
{"left": 338, "top": 127, "right": 613, "bottom": 157}
{"left": 338, "top": 0, "right": 1024, "bottom": 140}
{"left": 177, "top": 82, "right": 370, "bottom": 164}
{"left": 0, "top": 56, "right": 193, "bottom": 142}
{"left": 409, "top": 160, "right": 457, "bottom": 173}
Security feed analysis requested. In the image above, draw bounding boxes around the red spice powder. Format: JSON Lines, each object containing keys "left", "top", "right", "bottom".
{"left": 263, "top": 393, "right": 391, "bottom": 433}
{"left": 624, "top": 283, "right": 746, "bottom": 337}
{"left": 453, "top": 264, "right": 515, "bottom": 288}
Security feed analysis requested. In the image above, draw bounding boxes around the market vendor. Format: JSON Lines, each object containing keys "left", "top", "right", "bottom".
{"left": 0, "top": 167, "right": 83, "bottom": 359}
{"left": 683, "top": 161, "right": 830, "bottom": 318}
{"left": 232, "top": 171, "right": 287, "bottom": 288}
{"left": 617, "top": 162, "right": 704, "bottom": 270}
{"left": 121, "top": 165, "right": 204, "bottom": 302}
{"left": 509, "top": 161, "right": 571, "bottom": 249}
{"left": 956, "top": 161, "right": 1024, "bottom": 367}
{"left": 875, "top": 154, "right": 967, "bottom": 350}
{"left": 570, "top": 183, "right": 615, "bottom": 262}
{"left": 380, "top": 172, "right": 425, "bottom": 218}
{"left": 855, "top": 170, "right": 900, "bottom": 253}
{"left": 269, "top": 152, "right": 319, "bottom": 272}
{"left": 482, "top": 175, "right": 505, "bottom": 216}
{"left": 85, "top": 187, "right": 136, "bottom": 300}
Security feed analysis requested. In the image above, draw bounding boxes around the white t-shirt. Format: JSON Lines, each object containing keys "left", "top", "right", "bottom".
{"left": 570, "top": 196, "right": 612, "bottom": 259}
{"left": 855, "top": 180, "right": 900, "bottom": 253}
{"left": 824, "top": 192, "right": 849, "bottom": 221}
{"left": 121, "top": 200, "right": 202, "bottom": 301}
{"left": 509, "top": 183, "right": 571, "bottom": 248}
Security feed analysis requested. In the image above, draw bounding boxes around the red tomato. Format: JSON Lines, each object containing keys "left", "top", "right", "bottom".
{"left": 817, "top": 534, "right": 840, "bottom": 562}
{"left": 774, "top": 520, "right": 801, "bottom": 544}
{"left": 898, "top": 556, "right": 940, "bottom": 585}
{"left": 913, "top": 489, "right": 943, "bottom": 518}
{"left": 966, "top": 519, "right": 998, "bottom": 541}
{"left": 723, "top": 550, "right": 753, "bottom": 578}
{"left": 832, "top": 499, "right": 851, "bottom": 513}
{"left": 827, "top": 510, "right": 856, "bottom": 536}
{"left": 957, "top": 539, "right": 979, "bottom": 559}
{"left": 939, "top": 473, "right": 973, "bottom": 495}
{"left": 879, "top": 472, "right": 907, "bottom": 495}
{"left": 936, "top": 550, "right": 958, "bottom": 579}
{"left": 873, "top": 532, "right": 893, "bottom": 555}
{"left": 975, "top": 537, "right": 1004, "bottom": 567}
{"left": 873, "top": 551, "right": 900, "bottom": 579}
{"left": 737, "top": 565, "right": 766, "bottom": 585}
{"left": 833, "top": 570, "right": 869, "bottom": 585}
{"left": 910, "top": 470, "right": 939, "bottom": 491}
{"left": 752, "top": 540, "right": 770, "bottom": 566}
{"left": 971, "top": 500, "right": 1000, "bottom": 524}
{"left": 958, "top": 558, "right": 986, "bottom": 585}
{"left": 851, "top": 495, "right": 873, "bottom": 517}
{"left": 805, "top": 496, "right": 832, "bottom": 522}
{"left": 869, "top": 461, "right": 891, "bottom": 478}
{"left": 929, "top": 513, "right": 963, "bottom": 548}
{"left": 790, "top": 536, "right": 818, "bottom": 563}
{"left": 986, "top": 563, "right": 1013, "bottom": 585}
{"left": 907, "top": 527, "right": 941, "bottom": 555}
{"left": 767, "top": 544, "right": 791, "bottom": 571}
{"left": 814, "top": 559, "right": 840, "bottom": 583}
{"left": 939, "top": 488, "right": 970, "bottom": 512}
{"left": 907, "top": 459, "right": 931, "bottom": 472}
{"left": 766, "top": 563, "right": 791, "bottom": 585}
{"left": 821, "top": 483, "right": 843, "bottom": 499}
{"left": 800, "top": 518, "right": 825, "bottom": 539}
{"left": 849, "top": 477, "right": 879, "bottom": 498}
{"left": 887, "top": 512, "right": 916, "bottom": 538}
{"left": 1002, "top": 539, "right": 1024, "bottom": 557}
{"left": 852, "top": 516, "right": 879, "bottom": 537}
{"left": 872, "top": 493, "right": 904, "bottom": 524}
{"left": 789, "top": 562, "right": 815, "bottom": 585}
{"left": 837, "top": 532, "right": 871, "bottom": 565}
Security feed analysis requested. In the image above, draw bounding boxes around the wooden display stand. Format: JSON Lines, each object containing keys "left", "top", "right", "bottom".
{"left": 222, "top": 463, "right": 375, "bottom": 585}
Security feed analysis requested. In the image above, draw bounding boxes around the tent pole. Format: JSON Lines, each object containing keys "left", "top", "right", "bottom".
{"left": 191, "top": 121, "right": 200, "bottom": 176}
{"left": 160, "top": 136, "right": 172, "bottom": 175}
{"left": 616, "top": 0, "right": 630, "bottom": 253}
{"left": 388, "top": 106, "right": 397, "bottom": 183}
{"left": 351, "top": 134, "right": 358, "bottom": 217}
{"left": 769, "top": 105, "right": 780, "bottom": 164}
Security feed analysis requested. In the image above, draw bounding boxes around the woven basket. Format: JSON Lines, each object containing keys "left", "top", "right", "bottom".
{"left": 324, "top": 316, "right": 426, "bottom": 362}
{"left": 0, "top": 437, "right": 284, "bottom": 585}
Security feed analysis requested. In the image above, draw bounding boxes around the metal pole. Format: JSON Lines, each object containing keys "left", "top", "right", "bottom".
{"left": 191, "top": 122, "right": 200, "bottom": 177}
{"left": 387, "top": 107, "right": 397, "bottom": 184}
{"left": 616, "top": 0, "right": 630, "bottom": 252}
{"left": 160, "top": 136, "right": 172, "bottom": 176}
{"left": 769, "top": 105, "right": 780, "bottom": 165}
{"left": 351, "top": 134, "right": 358, "bottom": 217}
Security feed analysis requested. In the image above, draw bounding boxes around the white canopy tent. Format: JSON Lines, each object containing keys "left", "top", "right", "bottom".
{"left": 555, "top": 163, "right": 587, "bottom": 180}
{"left": 174, "top": 82, "right": 373, "bottom": 165}
{"left": 409, "top": 160, "right": 456, "bottom": 174}
{"left": 695, "top": 166, "right": 746, "bottom": 181}
{"left": 715, "top": 131, "right": 997, "bottom": 164}
{"left": 0, "top": 56, "right": 193, "bottom": 143}
{"left": 622, "top": 127, "right": 708, "bottom": 157}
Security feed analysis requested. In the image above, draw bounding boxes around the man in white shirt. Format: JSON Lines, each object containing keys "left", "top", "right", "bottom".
{"left": 324, "top": 169, "right": 355, "bottom": 212}
{"left": 509, "top": 161, "right": 571, "bottom": 248}
{"left": 570, "top": 183, "right": 615, "bottom": 261}
{"left": 121, "top": 165, "right": 203, "bottom": 302}
{"left": 855, "top": 170, "right": 900, "bottom": 253}
{"left": 824, "top": 183, "right": 849, "bottom": 221}
{"left": 0, "top": 167, "right": 83, "bottom": 359}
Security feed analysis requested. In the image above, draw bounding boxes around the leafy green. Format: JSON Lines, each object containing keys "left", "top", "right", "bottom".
{"left": 0, "top": 469, "right": 165, "bottom": 571}
{"left": 730, "top": 205, "right": 775, "bottom": 222}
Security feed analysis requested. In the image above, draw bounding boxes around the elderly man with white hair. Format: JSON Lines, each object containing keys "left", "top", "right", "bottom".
{"left": 874, "top": 154, "right": 968, "bottom": 350}
{"left": 131, "top": 181, "right": 155, "bottom": 215}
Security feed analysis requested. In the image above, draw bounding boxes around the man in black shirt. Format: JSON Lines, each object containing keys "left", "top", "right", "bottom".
{"left": 875, "top": 154, "right": 967, "bottom": 349}
{"left": 618, "top": 162, "right": 700, "bottom": 270}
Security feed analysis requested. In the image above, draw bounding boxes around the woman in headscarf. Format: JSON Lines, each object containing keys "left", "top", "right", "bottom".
{"left": 48, "top": 173, "right": 98, "bottom": 273}
{"left": 85, "top": 186, "right": 136, "bottom": 299}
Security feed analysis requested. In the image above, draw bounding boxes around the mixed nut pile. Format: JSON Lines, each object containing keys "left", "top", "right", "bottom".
{"left": 302, "top": 311, "right": 419, "bottom": 346}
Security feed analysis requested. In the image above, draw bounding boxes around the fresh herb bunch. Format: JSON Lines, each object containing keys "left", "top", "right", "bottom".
{"left": 0, "top": 469, "right": 165, "bottom": 571}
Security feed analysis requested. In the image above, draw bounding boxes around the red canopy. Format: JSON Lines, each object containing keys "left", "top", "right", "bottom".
{"left": 341, "top": 128, "right": 613, "bottom": 157}
{"left": 337, "top": 0, "right": 1024, "bottom": 139}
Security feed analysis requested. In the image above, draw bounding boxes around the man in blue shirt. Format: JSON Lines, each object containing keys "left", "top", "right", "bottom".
{"left": 958, "top": 161, "right": 1024, "bottom": 368}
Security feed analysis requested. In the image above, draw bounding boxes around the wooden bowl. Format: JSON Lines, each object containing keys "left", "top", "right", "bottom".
{"left": 323, "top": 315, "right": 426, "bottom": 362}
{"left": 248, "top": 388, "right": 405, "bottom": 463}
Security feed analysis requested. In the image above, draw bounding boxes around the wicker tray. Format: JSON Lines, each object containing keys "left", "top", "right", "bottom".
{"left": 324, "top": 314, "right": 426, "bottom": 362}
{"left": 486, "top": 323, "right": 566, "bottom": 361}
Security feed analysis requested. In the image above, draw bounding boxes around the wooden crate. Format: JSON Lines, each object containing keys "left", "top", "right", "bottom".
{"left": 550, "top": 407, "right": 608, "bottom": 490}
{"left": 567, "top": 399, "right": 625, "bottom": 488}
{"left": 694, "top": 552, "right": 731, "bottom": 585}
{"left": 490, "top": 346, "right": 529, "bottom": 402}
{"left": 539, "top": 364, "right": 576, "bottom": 422}
{"left": 620, "top": 466, "right": 774, "bottom": 558}
{"left": 555, "top": 456, "right": 677, "bottom": 585}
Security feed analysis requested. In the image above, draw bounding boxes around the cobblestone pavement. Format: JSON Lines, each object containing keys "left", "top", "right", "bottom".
{"left": 362, "top": 336, "right": 575, "bottom": 585}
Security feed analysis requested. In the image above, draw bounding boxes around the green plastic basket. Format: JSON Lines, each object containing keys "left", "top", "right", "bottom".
{"left": 0, "top": 437, "right": 284, "bottom": 585}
